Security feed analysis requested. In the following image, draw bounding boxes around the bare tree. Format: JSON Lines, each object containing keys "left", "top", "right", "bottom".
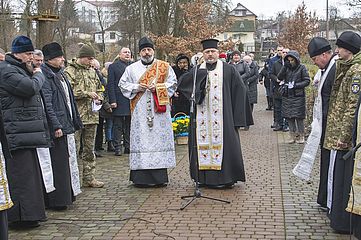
{"left": 0, "top": 0, "right": 17, "bottom": 51}
{"left": 94, "top": 0, "right": 107, "bottom": 65}
{"left": 278, "top": 3, "right": 318, "bottom": 55}
{"left": 55, "top": 0, "right": 77, "bottom": 59}
{"left": 18, "top": 0, "right": 37, "bottom": 37}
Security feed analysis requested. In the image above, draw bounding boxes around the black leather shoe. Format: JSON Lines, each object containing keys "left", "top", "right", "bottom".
{"left": 282, "top": 127, "right": 289, "bottom": 132}
{"left": 115, "top": 149, "right": 122, "bottom": 156}
{"left": 51, "top": 206, "right": 68, "bottom": 211}
{"left": 9, "top": 221, "right": 40, "bottom": 229}
{"left": 94, "top": 151, "right": 103, "bottom": 157}
{"left": 273, "top": 126, "right": 283, "bottom": 131}
{"left": 107, "top": 141, "right": 115, "bottom": 152}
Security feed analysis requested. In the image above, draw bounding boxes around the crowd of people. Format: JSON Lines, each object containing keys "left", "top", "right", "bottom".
{"left": 0, "top": 30, "right": 360, "bottom": 240}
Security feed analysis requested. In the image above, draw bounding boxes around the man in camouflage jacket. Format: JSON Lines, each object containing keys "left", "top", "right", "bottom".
{"left": 65, "top": 44, "right": 104, "bottom": 188}
{"left": 323, "top": 31, "right": 361, "bottom": 233}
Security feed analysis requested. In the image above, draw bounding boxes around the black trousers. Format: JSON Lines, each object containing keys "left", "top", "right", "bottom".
{"left": 273, "top": 97, "right": 283, "bottom": 127}
{"left": 95, "top": 116, "right": 104, "bottom": 150}
{"left": 317, "top": 148, "right": 330, "bottom": 208}
{"left": 113, "top": 116, "right": 131, "bottom": 151}
{"left": 0, "top": 210, "right": 8, "bottom": 240}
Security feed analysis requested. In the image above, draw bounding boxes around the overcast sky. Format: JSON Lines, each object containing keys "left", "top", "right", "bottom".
{"left": 231, "top": 0, "right": 354, "bottom": 19}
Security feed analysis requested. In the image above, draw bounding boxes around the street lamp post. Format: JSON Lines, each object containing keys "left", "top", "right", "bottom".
{"left": 326, "top": 0, "right": 329, "bottom": 40}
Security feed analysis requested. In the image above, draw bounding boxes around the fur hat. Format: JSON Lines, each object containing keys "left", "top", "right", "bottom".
{"left": 308, "top": 37, "right": 331, "bottom": 57}
{"left": 138, "top": 37, "right": 154, "bottom": 52}
{"left": 336, "top": 31, "right": 361, "bottom": 54}
{"left": 11, "top": 35, "right": 34, "bottom": 53}
{"left": 78, "top": 44, "right": 95, "bottom": 58}
{"left": 42, "top": 42, "right": 64, "bottom": 61}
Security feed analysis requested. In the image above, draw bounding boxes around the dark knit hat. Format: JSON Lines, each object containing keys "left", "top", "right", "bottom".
{"left": 201, "top": 39, "right": 219, "bottom": 50}
{"left": 308, "top": 37, "right": 331, "bottom": 57}
{"left": 336, "top": 31, "right": 361, "bottom": 54}
{"left": 42, "top": 42, "right": 64, "bottom": 61}
{"left": 78, "top": 44, "right": 96, "bottom": 58}
{"left": 231, "top": 50, "right": 241, "bottom": 58}
{"left": 138, "top": 37, "right": 154, "bottom": 52}
{"left": 11, "top": 35, "right": 34, "bottom": 53}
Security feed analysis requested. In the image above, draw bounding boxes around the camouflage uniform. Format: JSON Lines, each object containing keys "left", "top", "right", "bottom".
{"left": 323, "top": 51, "right": 361, "bottom": 232}
{"left": 323, "top": 52, "right": 361, "bottom": 150}
{"left": 65, "top": 59, "right": 103, "bottom": 185}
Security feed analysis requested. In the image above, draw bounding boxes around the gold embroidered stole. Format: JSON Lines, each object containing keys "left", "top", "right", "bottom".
{"left": 346, "top": 104, "right": 361, "bottom": 215}
{"left": 0, "top": 143, "right": 13, "bottom": 211}
{"left": 196, "top": 60, "right": 224, "bottom": 170}
{"left": 130, "top": 60, "right": 169, "bottom": 113}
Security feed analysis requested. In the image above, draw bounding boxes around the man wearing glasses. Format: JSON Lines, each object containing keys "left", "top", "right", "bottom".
{"left": 65, "top": 44, "right": 104, "bottom": 188}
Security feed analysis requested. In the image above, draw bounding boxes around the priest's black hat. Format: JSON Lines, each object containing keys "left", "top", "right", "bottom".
{"left": 201, "top": 39, "right": 219, "bottom": 50}
{"left": 308, "top": 37, "right": 331, "bottom": 58}
{"left": 336, "top": 31, "right": 361, "bottom": 54}
{"left": 11, "top": 35, "right": 34, "bottom": 53}
{"left": 139, "top": 37, "right": 154, "bottom": 52}
{"left": 42, "top": 42, "right": 64, "bottom": 61}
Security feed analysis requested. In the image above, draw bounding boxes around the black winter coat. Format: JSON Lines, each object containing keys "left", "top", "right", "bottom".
{"left": 270, "top": 59, "right": 284, "bottom": 99}
{"left": 232, "top": 61, "right": 249, "bottom": 83}
{"left": 259, "top": 67, "right": 271, "bottom": 89}
{"left": 247, "top": 61, "right": 259, "bottom": 104}
{"left": 41, "top": 63, "right": 83, "bottom": 139}
{"left": 0, "top": 54, "right": 50, "bottom": 150}
{"left": 277, "top": 51, "right": 310, "bottom": 119}
{"left": 107, "top": 59, "right": 130, "bottom": 116}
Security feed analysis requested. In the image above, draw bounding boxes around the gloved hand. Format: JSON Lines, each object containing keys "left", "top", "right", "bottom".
{"left": 287, "top": 81, "right": 295, "bottom": 89}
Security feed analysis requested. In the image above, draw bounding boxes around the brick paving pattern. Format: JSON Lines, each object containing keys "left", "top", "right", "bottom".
{"left": 8, "top": 86, "right": 356, "bottom": 239}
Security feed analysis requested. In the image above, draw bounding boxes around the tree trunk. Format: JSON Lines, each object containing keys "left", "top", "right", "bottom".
{"left": 139, "top": 0, "right": 145, "bottom": 37}
{"left": 37, "top": 0, "right": 55, "bottom": 47}
{"left": 0, "top": 0, "right": 7, "bottom": 51}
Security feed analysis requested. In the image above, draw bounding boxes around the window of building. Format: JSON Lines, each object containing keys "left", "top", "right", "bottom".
{"left": 110, "top": 32, "right": 116, "bottom": 39}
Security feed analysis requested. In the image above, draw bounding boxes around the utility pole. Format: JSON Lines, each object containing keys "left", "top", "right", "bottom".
{"left": 37, "top": 0, "right": 56, "bottom": 47}
{"left": 139, "top": 0, "right": 145, "bottom": 37}
{"left": 326, "top": 0, "right": 329, "bottom": 40}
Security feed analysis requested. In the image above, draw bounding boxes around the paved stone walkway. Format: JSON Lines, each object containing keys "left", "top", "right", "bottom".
{"left": 9, "top": 86, "right": 356, "bottom": 239}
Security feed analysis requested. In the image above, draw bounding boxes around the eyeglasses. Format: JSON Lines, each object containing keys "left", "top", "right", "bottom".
{"left": 282, "top": 51, "right": 289, "bottom": 54}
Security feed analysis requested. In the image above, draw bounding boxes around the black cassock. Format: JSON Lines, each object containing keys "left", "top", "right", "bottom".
{"left": 177, "top": 61, "right": 253, "bottom": 186}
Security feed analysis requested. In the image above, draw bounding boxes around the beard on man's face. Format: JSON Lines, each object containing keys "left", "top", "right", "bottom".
{"left": 141, "top": 54, "right": 154, "bottom": 64}
{"left": 205, "top": 58, "right": 217, "bottom": 64}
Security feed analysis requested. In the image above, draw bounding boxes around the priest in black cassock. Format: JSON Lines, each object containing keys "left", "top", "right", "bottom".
{"left": 178, "top": 39, "right": 253, "bottom": 188}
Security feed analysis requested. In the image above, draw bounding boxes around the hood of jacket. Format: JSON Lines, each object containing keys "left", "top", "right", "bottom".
{"left": 285, "top": 50, "right": 301, "bottom": 65}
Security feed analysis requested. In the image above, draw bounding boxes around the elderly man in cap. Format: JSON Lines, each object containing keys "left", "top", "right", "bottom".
{"left": 41, "top": 42, "right": 83, "bottom": 209}
{"left": 322, "top": 31, "right": 361, "bottom": 234}
{"left": 0, "top": 35, "right": 51, "bottom": 227}
{"left": 119, "top": 37, "right": 177, "bottom": 187}
{"left": 65, "top": 44, "right": 104, "bottom": 188}
{"left": 177, "top": 39, "right": 253, "bottom": 188}
{"left": 304, "top": 37, "right": 337, "bottom": 210}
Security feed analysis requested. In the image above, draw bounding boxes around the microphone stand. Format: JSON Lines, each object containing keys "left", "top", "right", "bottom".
{"left": 180, "top": 64, "right": 231, "bottom": 210}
